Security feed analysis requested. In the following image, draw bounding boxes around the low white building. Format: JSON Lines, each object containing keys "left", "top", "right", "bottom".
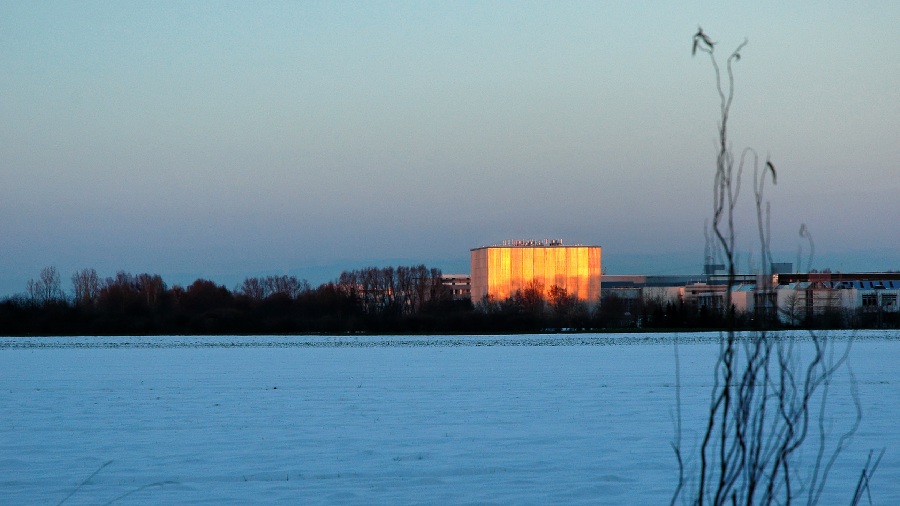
{"left": 601, "top": 272, "right": 900, "bottom": 326}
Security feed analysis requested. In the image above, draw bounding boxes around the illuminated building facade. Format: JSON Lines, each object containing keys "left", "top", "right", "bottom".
{"left": 470, "top": 240, "right": 602, "bottom": 302}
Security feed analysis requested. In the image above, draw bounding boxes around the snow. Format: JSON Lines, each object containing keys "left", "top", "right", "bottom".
{"left": 1, "top": 331, "right": 897, "bottom": 505}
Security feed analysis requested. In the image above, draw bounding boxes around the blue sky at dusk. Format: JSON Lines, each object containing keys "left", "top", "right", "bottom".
{"left": 2, "top": 1, "right": 898, "bottom": 295}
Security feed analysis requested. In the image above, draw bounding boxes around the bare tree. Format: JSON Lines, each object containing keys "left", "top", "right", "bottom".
{"left": 781, "top": 290, "right": 802, "bottom": 328}
{"left": 265, "top": 275, "right": 309, "bottom": 299}
{"left": 335, "top": 265, "right": 443, "bottom": 316}
{"left": 71, "top": 268, "right": 102, "bottom": 307}
{"left": 546, "top": 284, "right": 571, "bottom": 316}
{"left": 237, "top": 275, "right": 310, "bottom": 302}
{"left": 237, "top": 277, "right": 266, "bottom": 301}
{"left": 27, "top": 266, "right": 65, "bottom": 305}
{"left": 516, "top": 279, "right": 546, "bottom": 317}
{"left": 135, "top": 273, "right": 166, "bottom": 308}
{"left": 672, "top": 29, "right": 870, "bottom": 505}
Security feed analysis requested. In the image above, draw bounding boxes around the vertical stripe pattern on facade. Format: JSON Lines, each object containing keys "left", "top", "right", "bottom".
{"left": 470, "top": 245, "right": 601, "bottom": 302}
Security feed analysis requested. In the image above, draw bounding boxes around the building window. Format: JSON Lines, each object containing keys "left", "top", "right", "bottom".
{"left": 862, "top": 294, "right": 878, "bottom": 307}
{"left": 882, "top": 293, "right": 897, "bottom": 308}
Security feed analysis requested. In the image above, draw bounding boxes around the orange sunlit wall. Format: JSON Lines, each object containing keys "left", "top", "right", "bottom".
{"left": 470, "top": 245, "right": 601, "bottom": 302}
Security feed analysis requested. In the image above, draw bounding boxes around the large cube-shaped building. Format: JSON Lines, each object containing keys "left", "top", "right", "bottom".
{"left": 470, "top": 241, "right": 601, "bottom": 302}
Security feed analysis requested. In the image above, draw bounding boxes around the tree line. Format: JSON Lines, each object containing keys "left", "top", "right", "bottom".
{"left": 0, "top": 264, "right": 648, "bottom": 335}
{"left": 1, "top": 265, "right": 894, "bottom": 336}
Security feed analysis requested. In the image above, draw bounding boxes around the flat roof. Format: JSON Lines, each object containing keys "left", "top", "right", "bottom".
{"left": 471, "top": 243, "right": 600, "bottom": 251}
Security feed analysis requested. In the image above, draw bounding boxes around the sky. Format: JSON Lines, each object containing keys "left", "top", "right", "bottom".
{"left": 2, "top": 1, "right": 898, "bottom": 296}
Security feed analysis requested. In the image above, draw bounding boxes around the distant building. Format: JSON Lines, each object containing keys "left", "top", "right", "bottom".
{"left": 770, "top": 272, "right": 900, "bottom": 325}
{"left": 470, "top": 240, "right": 602, "bottom": 302}
{"left": 601, "top": 270, "right": 900, "bottom": 326}
{"left": 441, "top": 274, "right": 471, "bottom": 301}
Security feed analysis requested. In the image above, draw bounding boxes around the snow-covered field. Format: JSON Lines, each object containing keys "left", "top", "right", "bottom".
{"left": 1, "top": 331, "right": 897, "bottom": 505}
